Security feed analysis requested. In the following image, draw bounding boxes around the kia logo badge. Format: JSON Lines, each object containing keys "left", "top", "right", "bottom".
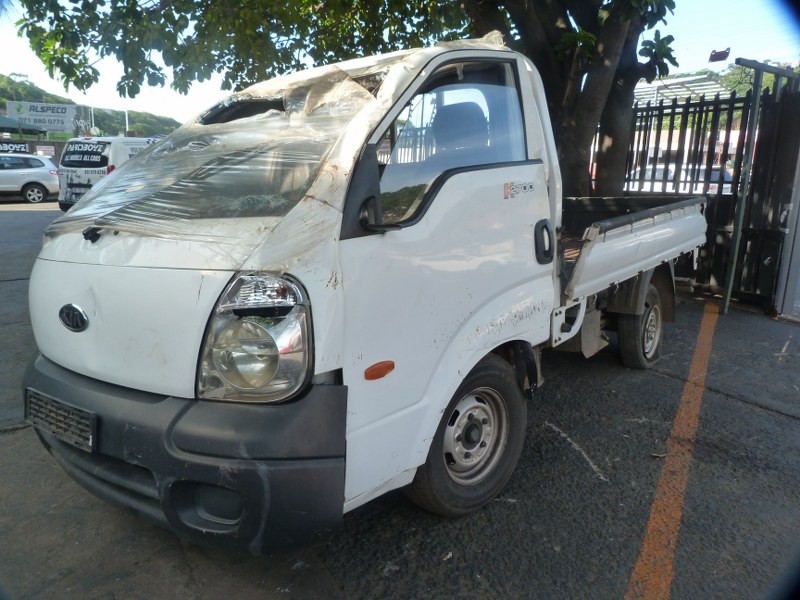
{"left": 59, "top": 304, "right": 89, "bottom": 332}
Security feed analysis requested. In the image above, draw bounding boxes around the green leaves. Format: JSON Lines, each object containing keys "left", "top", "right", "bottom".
{"left": 614, "top": 0, "right": 675, "bottom": 28}
{"left": 14, "top": 0, "right": 680, "bottom": 116}
{"left": 639, "top": 29, "right": 678, "bottom": 81}
{"left": 14, "top": 0, "right": 471, "bottom": 98}
{"left": 555, "top": 27, "right": 597, "bottom": 61}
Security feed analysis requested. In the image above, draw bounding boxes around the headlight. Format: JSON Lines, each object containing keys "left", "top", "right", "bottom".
{"left": 198, "top": 273, "right": 311, "bottom": 402}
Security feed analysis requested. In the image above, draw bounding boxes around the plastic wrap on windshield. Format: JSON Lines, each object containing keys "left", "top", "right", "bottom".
{"left": 43, "top": 34, "right": 509, "bottom": 258}
{"left": 45, "top": 65, "right": 383, "bottom": 247}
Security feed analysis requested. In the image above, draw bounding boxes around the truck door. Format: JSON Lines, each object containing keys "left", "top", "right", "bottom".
{"left": 339, "top": 57, "right": 555, "bottom": 506}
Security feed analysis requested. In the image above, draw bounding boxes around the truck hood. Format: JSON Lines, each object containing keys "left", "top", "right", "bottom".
{"left": 44, "top": 53, "right": 406, "bottom": 264}
{"left": 30, "top": 192, "right": 345, "bottom": 398}
{"left": 29, "top": 258, "right": 231, "bottom": 398}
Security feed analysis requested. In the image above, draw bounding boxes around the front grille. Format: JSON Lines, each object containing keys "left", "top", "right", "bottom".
{"left": 25, "top": 388, "right": 96, "bottom": 452}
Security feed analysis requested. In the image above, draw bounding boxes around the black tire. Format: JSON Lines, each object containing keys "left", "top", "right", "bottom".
{"left": 618, "top": 283, "right": 663, "bottom": 369}
{"left": 22, "top": 183, "right": 47, "bottom": 204}
{"left": 406, "top": 354, "right": 527, "bottom": 517}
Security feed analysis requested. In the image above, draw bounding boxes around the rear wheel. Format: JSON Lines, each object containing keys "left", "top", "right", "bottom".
{"left": 618, "top": 283, "right": 663, "bottom": 369}
{"left": 406, "top": 354, "right": 527, "bottom": 516}
{"left": 22, "top": 183, "right": 47, "bottom": 203}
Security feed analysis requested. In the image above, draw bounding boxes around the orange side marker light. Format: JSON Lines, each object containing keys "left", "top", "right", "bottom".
{"left": 364, "top": 360, "right": 395, "bottom": 381}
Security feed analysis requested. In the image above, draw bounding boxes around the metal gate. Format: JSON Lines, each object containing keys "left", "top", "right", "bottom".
{"left": 612, "top": 61, "right": 800, "bottom": 316}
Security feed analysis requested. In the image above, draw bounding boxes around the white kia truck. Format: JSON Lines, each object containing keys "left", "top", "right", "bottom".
{"left": 24, "top": 35, "right": 706, "bottom": 553}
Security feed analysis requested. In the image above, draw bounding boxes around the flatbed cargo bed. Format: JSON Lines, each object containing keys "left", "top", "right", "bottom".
{"left": 560, "top": 196, "right": 706, "bottom": 301}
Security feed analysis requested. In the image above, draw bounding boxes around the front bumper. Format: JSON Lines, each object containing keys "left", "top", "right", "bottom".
{"left": 24, "top": 355, "right": 347, "bottom": 554}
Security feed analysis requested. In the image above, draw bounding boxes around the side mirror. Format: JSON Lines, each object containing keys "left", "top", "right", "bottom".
{"left": 342, "top": 144, "right": 402, "bottom": 239}
{"left": 359, "top": 195, "right": 403, "bottom": 233}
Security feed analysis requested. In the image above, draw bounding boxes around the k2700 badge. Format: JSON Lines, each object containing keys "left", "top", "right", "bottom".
{"left": 503, "top": 181, "right": 535, "bottom": 199}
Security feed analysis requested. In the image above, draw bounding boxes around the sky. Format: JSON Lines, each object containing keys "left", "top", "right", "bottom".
{"left": 1, "top": 0, "right": 799, "bottom": 126}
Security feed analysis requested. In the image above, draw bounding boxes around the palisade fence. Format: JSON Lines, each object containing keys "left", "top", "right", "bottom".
{"left": 378, "top": 126, "right": 434, "bottom": 164}
{"left": 607, "top": 86, "right": 800, "bottom": 311}
{"left": 623, "top": 92, "right": 749, "bottom": 195}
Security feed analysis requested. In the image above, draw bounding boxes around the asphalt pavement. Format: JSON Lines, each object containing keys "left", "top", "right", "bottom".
{"left": 1, "top": 202, "right": 798, "bottom": 599}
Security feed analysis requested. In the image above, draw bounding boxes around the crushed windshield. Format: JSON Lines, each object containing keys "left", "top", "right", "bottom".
{"left": 46, "top": 61, "right": 398, "bottom": 244}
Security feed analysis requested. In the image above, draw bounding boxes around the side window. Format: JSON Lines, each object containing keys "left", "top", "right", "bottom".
{"left": 24, "top": 158, "right": 45, "bottom": 168}
{"left": 6, "top": 157, "right": 26, "bottom": 170}
{"left": 377, "top": 62, "right": 526, "bottom": 225}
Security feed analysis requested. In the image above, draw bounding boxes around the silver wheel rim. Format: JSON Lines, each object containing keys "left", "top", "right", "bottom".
{"left": 26, "top": 187, "right": 44, "bottom": 203}
{"left": 642, "top": 303, "right": 662, "bottom": 359}
{"left": 442, "top": 387, "right": 509, "bottom": 485}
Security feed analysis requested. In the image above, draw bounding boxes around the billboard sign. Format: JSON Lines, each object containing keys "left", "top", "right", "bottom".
{"left": 0, "top": 141, "right": 30, "bottom": 153}
{"left": 5, "top": 101, "right": 91, "bottom": 134}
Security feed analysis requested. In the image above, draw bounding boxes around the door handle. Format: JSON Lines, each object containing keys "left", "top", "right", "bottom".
{"left": 534, "top": 219, "right": 554, "bottom": 264}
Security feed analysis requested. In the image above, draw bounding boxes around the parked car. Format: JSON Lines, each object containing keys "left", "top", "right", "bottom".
{"left": 0, "top": 153, "right": 59, "bottom": 203}
{"left": 698, "top": 165, "right": 734, "bottom": 195}
{"left": 58, "top": 136, "right": 158, "bottom": 211}
{"left": 627, "top": 163, "right": 735, "bottom": 196}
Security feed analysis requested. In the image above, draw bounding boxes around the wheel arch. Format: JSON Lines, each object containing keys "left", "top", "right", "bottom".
{"left": 491, "top": 340, "right": 542, "bottom": 397}
{"left": 606, "top": 263, "right": 676, "bottom": 322}
{"left": 403, "top": 337, "right": 539, "bottom": 482}
{"left": 21, "top": 179, "right": 46, "bottom": 190}
{"left": 21, "top": 181, "right": 49, "bottom": 202}
{"left": 422, "top": 337, "right": 537, "bottom": 437}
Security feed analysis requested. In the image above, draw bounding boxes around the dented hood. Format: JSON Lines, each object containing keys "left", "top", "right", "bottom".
{"left": 44, "top": 58, "right": 403, "bottom": 270}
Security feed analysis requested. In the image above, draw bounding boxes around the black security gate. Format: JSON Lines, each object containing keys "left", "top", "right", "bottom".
{"left": 609, "top": 65, "right": 800, "bottom": 313}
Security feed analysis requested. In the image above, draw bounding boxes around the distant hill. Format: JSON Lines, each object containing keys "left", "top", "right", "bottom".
{"left": 0, "top": 73, "right": 181, "bottom": 137}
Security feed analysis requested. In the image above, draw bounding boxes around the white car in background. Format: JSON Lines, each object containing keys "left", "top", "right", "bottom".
{"left": 0, "top": 153, "right": 59, "bottom": 203}
{"left": 626, "top": 163, "right": 735, "bottom": 195}
{"left": 702, "top": 165, "right": 735, "bottom": 195}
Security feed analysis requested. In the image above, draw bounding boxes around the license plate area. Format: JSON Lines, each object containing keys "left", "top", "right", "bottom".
{"left": 25, "top": 388, "right": 97, "bottom": 453}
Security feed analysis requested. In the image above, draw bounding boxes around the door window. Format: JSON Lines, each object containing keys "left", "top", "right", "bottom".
{"left": 0, "top": 156, "right": 27, "bottom": 170}
{"left": 377, "top": 61, "right": 526, "bottom": 224}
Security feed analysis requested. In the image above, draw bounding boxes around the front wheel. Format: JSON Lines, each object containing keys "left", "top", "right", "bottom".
{"left": 406, "top": 354, "right": 527, "bottom": 517}
{"left": 618, "top": 283, "right": 663, "bottom": 369}
{"left": 22, "top": 183, "right": 47, "bottom": 203}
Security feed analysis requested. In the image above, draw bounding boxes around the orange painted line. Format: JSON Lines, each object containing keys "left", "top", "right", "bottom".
{"left": 625, "top": 302, "right": 720, "bottom": 600}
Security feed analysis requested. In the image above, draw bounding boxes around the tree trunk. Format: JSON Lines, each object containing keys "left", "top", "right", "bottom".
{"left": 504, "top": 0, "right": 571, "bottom": 128}
{"left": 594, "top": 19, "right": 650, "bottom": 196}
{"left": 555, "top": 4, "right": 632, "bottom": 196}
{"left": 594, "top": 76, "right": 640, "bottom": 195}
